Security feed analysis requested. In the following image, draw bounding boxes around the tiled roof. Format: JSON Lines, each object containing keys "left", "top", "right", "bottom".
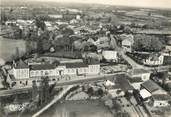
{"left": 152, "top": 94, "right": 171, "bottom": 101}
{"left": 141, "top": 80, "right": 161, "bottom": 93}
{"left": 30, "top": 64, "right": 55, "bottom": 70}
{"left": 15, "top": 60, "right": 29, "bottom": 69}
{"left": 128, "top": 77, "right": 143, "bottom": 83}
{"left": 64, "top": 62, "right": 88, "bottom": 68}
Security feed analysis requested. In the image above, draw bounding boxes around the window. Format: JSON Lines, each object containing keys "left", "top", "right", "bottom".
{"left": 45, "top": 71, "right": 48, "bottom": 76}
{"left": 41, "top": 71, "right": 43, "bottom": 76}
{"left": 31, "top": 71, "right": 34, "bottom": 76}
{"left": 36, "top": 71, "right": 39, "bottom": 75}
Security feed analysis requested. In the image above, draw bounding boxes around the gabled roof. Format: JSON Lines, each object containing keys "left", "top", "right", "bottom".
{"left": 128, "top": 77, "right": 143, "bottom": 83}
{"left": 30, "top": 64, "right": 55, "bottom": 70}
{"left": 14, "top": 60, "right": 29, "bottom": 69}
{"left": 152, "top": 94, "right": 171, "bottom": 101}
{"left": 141, "top": 80, "right": 161, "bottom": 93}
{"left": 64, "top": 62, "right": 88, "bottom": 68}
{"left": 140, "top": 89, "right": 152, "bottom": 99}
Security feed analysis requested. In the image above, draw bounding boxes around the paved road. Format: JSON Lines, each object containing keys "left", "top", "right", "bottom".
{"left": 0, "top": 72, "right": 126, "bottom": 97}
{"left": 110, "top": 35, "right": 143, "bottom": 69}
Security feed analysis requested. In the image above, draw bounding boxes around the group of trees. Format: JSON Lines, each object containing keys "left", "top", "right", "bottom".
{"left": 133, "top": 34, "right": 164, "bottom": 52}
{"left": 32, "top": 76, "right": 50, "bottom": 106}
{"left": 87, "top": 87, "right": 104, "bottom": 97}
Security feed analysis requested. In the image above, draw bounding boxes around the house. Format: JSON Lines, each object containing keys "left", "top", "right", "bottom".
{"left": 128, "top": 77, "right": 143, "bottom": 90}
{"left": 30, "top": 64, "right": 56, "bottom": 77}
{"left": 169, "top": 68, "right": 171, "bottom": 76}
{"left": 108, "top": 85, "right": 125, "bottom": 98}
{"left": 163, "top": 56, "right": 171, "bottom": 65}
{"left": 165, "top": 45, "right": 171, "bottom": 52}
{"left": 128, "top": 69, "right": 151, "bottom": 82}
{"left": 13, "top": 60, "right": 30, "bottom": 79}
{"left": 0, "top": 71, "right": 5, "bottom": 89}
{"left": 63, "top": 14, "right": 77, "bottom": 21}
{"left": 143, "top": 54, "right": 164, "bottom": 66}
{"left": 141, "top": 80, "right": 167, "bottom": 95}
{"left": 140, "top": 89, "right": 152, "bottom": 100}
{"left": 121, "top": 34, "right": 134, "bottom": 53}
{"left": 102, "top": 50, "right": 118, "bottom": 62}
{"left": 105, "top": 80, "right": 115, "bottom": 87}
{"left": 95, "top": 37, "right": 110, "bottom": 49}
{"left": 152, "top": 94, "right": 171, "bottom": 107}
{"left": 5, "top": 20, "right": 17, "bottom": 26}
{"left": 48, "top": 14, "right": 63, "bottom": 19}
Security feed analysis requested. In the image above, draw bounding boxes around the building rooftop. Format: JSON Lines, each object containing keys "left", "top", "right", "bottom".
{"left": 62, "top": 62, "right": 88, "bottom": 68}
{"left": 30, "top": 64, "right": 55, "bottom": 70}
{"left": 140, "top": 89, "right": 152, "bottom": 99}
{"left": 128, "top": 77, "right": 143, "bottom": 83}
{"left": 14, "top": 60, "right": 29, "bottom": 69}
{"left": 152, "top": 94, "right": 171, "bottom": 101}
{"left": 141, "top": 80, "right": 161, "bottom": 93}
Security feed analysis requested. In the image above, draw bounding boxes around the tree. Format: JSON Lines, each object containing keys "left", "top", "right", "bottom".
{"left": 43, "top": 76, "right": 50, "bottom": 103}
{"left": 87, "top": 87, "right": 94, "bottom": 96}
{"left": 133, "top": 34, "right": 164, "bottom": 52}
{"left": 35, "top": 16, "right": 46, "bottom": 31}
{"left": 61, "top": 28, "right": 74, "bottom": 36}
{"left": 32, "top": 81, "right": 38, "bottom": 101}
{"left": 15, "top": 47, "right": 20, "bottom": 59}
{"left": 36, "top": 39, "right": 44, "bottom": 54}
{"left": 97, "top": 89, "right": 104, "bottom": 96}
{"left": 1, "top": 12, "right": 7, "bottom": 24}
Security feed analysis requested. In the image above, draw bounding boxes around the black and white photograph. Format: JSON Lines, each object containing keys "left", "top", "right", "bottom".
{"left": 0, "top": 0, "right": 171, "bottom": 117}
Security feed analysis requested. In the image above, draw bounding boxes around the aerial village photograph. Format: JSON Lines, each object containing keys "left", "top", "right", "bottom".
{"left": 0, "top": 0, "right": 171, "bottom": 117}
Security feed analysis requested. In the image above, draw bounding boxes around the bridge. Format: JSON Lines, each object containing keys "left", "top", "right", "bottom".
{"left": 0, "top": 72, "right": 125, "bottom": 97}
{"left": 32, "top": 85, "right": 75, "bottom": 117}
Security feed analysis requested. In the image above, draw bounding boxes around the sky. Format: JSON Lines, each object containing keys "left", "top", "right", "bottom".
{"left": 35, "top": 0, "right": 171, "bottom": 9}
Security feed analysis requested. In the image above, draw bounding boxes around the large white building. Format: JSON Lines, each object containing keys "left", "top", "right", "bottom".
{"left": 13, "top": 60, "right": 100, "bottom": 79}
{"left": 13, "top": 60, "right": 30, "bottom": 79}
{"left": 121, "top": 34, "right": 134, "bottom": 53}
{"left": 102, "top": 50, "right": 118, "bottom": 62}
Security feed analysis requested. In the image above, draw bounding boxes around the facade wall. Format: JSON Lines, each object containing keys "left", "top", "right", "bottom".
{"left": 88, "top": 64, "right": 100, "bottom": 75}
{"left": 13, "top": 68, "right": 29, "bottom": 79}
{"left": 132, "top": 82, "right": 142, "bottom": 90}
{"left": 143, "top": 56, "right": 164, "bottom": 65}
{"left": 64, "top": 68, "right": 77, "bottom": 75}
{"left": 133, "top": 73, "right": 150, "bottom": 82}
{"left": 13, "top": 64, "right": 100, "bottom": 79}
{"left": 30, "top": 69, "right": 56, "bottom": 77}
{"left": 153, "top": 100, "right": 169, "bottom": 107}
{"left": 102, "top": 51, "right": 118, "bottom": 62}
